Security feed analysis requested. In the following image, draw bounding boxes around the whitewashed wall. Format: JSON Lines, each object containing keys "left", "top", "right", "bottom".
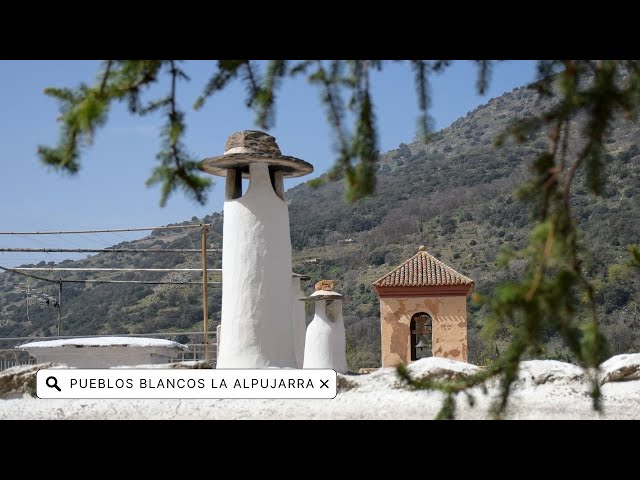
{"left": 291, "top": 276, "right": 306, "bottom": 368}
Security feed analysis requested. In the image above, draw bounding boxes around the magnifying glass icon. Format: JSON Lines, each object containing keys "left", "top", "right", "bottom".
{"left": 46, "top": 376, "right": 61, "bottom": 392}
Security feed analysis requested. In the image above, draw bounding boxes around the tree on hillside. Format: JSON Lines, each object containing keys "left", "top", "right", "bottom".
{"left": 39, "top": 60, "right": 640, "bottom": 417}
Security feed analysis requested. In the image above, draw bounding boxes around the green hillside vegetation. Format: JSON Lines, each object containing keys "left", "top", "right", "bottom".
{"left": 1, "top": 84, "right": 639, "bottom": 370}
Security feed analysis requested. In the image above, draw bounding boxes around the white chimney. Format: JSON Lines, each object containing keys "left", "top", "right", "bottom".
{"left": 200, "top": 131, "right": 313, "bottom": 368}
{"left": 302, "top": 280, "right": 348, "bottom": 374}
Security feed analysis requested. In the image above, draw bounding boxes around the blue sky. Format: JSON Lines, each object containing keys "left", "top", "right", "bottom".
{"left": 0, "top": 60, "right": 537, "bottom": 266}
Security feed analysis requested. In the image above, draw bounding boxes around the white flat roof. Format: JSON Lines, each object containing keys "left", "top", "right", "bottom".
{"left": 18, "top": 337, "right": 189, "bottom": 351}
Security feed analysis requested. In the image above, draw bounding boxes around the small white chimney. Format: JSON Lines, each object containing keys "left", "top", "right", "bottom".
{"left": 302, "top": 280, "right": 348, "bottom": 374}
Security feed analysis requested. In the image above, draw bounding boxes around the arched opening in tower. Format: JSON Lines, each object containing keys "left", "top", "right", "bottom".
{"left": 410, "top": 312, "right": 432, "bottom": 361}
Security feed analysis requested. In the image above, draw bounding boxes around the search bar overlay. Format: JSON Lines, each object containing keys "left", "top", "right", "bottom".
{"left": 37, "top": 369, "right": 337, "bottom": 399}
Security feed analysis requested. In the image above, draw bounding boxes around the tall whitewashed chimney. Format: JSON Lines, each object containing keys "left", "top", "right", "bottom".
{"left": 200, "top": 131, "right": 313, "bottom": 368}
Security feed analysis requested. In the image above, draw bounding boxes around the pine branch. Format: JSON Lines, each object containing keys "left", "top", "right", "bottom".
{"left": 193, "top": 60, "right": 246, "bottom": 110}
{"left": 412, "top": 60, "right": 432, "bottom": 140}
{"left": 255, "top": 60, "right": 287, "bottom": 129}
{"left": 99, "top": 60, "right": 113, "bottom": 95}
{"left": 242, "top": 61, "right": 262, "bottom": 108}
{"left": 475, "top": 60, "right": 493, "bottom": 95}
{"left": 313, "top": 60, "right": 350, "bottom": 157}
{"left": 146, "top": 61, "right": 211, "bottom": 207}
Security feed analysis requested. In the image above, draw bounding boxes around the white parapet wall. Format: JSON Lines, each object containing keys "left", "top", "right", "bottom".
{"left": 17, "top": 337, "right": 189, "bottom": 368}
{"left": 216, "top": 162, "right": 297, "bottom": 368}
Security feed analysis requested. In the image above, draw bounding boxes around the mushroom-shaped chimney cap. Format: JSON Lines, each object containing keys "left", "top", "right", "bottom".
{"left": 199, "top": 130, "right": 314, "bottom": 179}
{"left": 300, "top": 279, "right": 344, "bottom": 302}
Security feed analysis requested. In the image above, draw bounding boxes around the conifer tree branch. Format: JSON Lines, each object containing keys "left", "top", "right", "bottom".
{"left": 99, "top": 60, "right": 112, "bottom": 95}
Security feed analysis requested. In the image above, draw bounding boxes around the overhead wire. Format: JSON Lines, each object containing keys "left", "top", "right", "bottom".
{"left": 0, "top": 265, "right": 222, "bottom": 286}
{"left": 0, "top": 224, "right": 212, "bottom": 235}
{"left": 0, "top": 248, "right": 219, "bottom": 253}
{"left": 57, "top": 235, "right": 83, "bottom": 248}
{"left": 74, "top": 232, "right": 110, "bottom": 246}
{"left": 15, "top": 233, "right": 49, "bottom": 248}
{"left": 0, "top": 224, "right": 222, "bottom": 316}
{"left": 92, "top": 232, "right": 113, "bottom": 245}
{"left": 110, "top": 231, "right": 130, "bottom": 242}
{"left": 0, "top": 265, "right": 59, "bottom": 283}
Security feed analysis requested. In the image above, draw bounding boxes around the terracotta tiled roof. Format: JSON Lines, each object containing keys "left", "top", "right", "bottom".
{"left": 373, "top": 248, "right": 474, "bottom": 288}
